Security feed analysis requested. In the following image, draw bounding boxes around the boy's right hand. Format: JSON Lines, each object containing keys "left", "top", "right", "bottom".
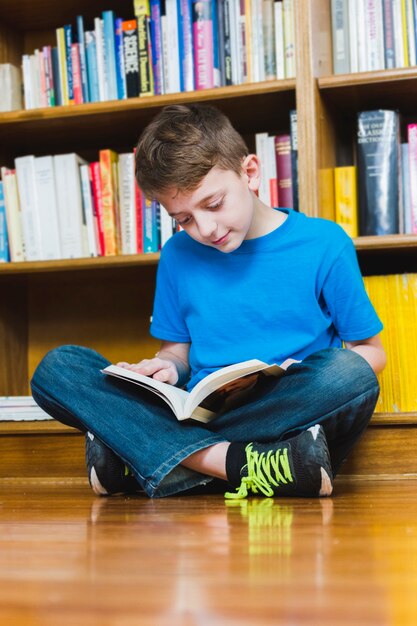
{"left": 116, "top": 358, "right": 179, "bottom": 385}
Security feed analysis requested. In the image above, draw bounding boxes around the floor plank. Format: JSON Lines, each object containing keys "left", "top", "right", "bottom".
{"left": 1, "top": 480, "right": 417, "bottom": 625}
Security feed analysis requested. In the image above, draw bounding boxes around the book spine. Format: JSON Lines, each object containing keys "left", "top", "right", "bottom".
{"left": 211, "top": 0, "right": 221, "bottom": 87}
{"left": 14, "top": 156, "right": 43, "bottom": 260}
{"left": 118, "top": 153, "right": 138, "bottom": 254}
{"left": 334, "top": 166, "right": 359, "bottom": 238}
{"left": 122, "top": 21, "right": 141, "bottom": 98}
{"left": 34, "top": 156, "right": 62, "bottom": 259}
{"left": 71, "top": 43, "right": 83, "bottom": 104}
{"left": 289, "top": 109, "right": 299, "bottom": 211}
{"left": 1, "top": 168, "right": 25, "bottom": 262}
{"left": 217, "top": 0, "right": 226, "bottom": 85}
{"left": 255, "top": 132, "right": 270, "bottom": 204}
{"left": 406, "top": 0, "right": 417, "bottom": 65}
{"left": 134, "top": 179, "right": 144, "bottom": 253}
{"left": 90, "top": 162, "right": 106, "bottom": 256}
{"left": 142, "top": 195, "right": 154, "bottom": 252}
{"left": 56, "top": 28, "right": 69, "bottom": 105}
{"left": 79, "top": 164, "right": 99, "bottom": 257}
{"left": 94, "top": 18, "right": 107, "bottom": 101}
{"left": 357, "top": 110, "right": 400, "bottom": 235}
{"left": 51, "top": 47, "right": 62, "bottom": 106}
{"left": 53, "top": 154, "right": 86, "bottom": 258}
{"left": 102, "top": 11, "right": 119, "bottom": 101}
{"left": 64, "top": 25, "right": 74, "bottom": 104}
{"left": 178, "top": 0, "right": 195, "bottom": 91}
{"left": 263, "top": 0, "right": 276, "bottom": 80}
{"left": 348, "top": 0, "right": 359, "bottom": 73}
{"left": 37, "top": 49, "right": 47, "bottom": 107}
{"left": 250, "top": 0, "right": 259, "bottom": 82}
{"left": 356, "top": 0, "right": 369, "bottom": 71}
{"left": 99, "top": 150, "right": 119, "bottom": 255}
{"left": 382, "top": 0, "right": 396, "bottom": 68}
{"left": 401, "top": 142, "right": 413, "bottom": 234}
{"left": 159, "top": 203, "right": 176, "bottom": 246}
{"left": 76, "top": 15, "right": 89, "bottom": 103}
{"left": 164, "top": 0, "right": 181, "bottom": 93}
{"left": 238, "top": 0, "right": 248, "bottom": 83}
{"left": 115, "top": 18, "right": 127, "bottom": 99}
{"left": 319, "top": 168, "right": 336, "bottom": 221}
{"left": 274, "top": 1, "right": 285, "bottom": 79}
{"left": 408, "top": 124, "right": 417, "bottom": 233}
{"left": 255, "top": 0, "right": 265, "bottom": 81}
{"left": 331, "top": 0, "right": 350, "bottom": 74}
{"left": 22, "top": 55, "right": 32, "bottom": 109}
{"left": 267, "top": 136, "right": 278, "bottom": 207}
{"left": 275, "top": 135, "right": 293, "bottom": 208}
{"left": 84, "top": 32, "right": 100, "bottom": 103}
{"left": 134, "top": 0, "right": 155, "bottom": 96}
{"left": 400, "top": 0, "right": 410, "bottom": 65}
{"left": 192, "top": 0, "right": 214, "bottom": 89}
{"left": 222, "top": 0, "right": 233, "bottom": 84}
{"left": 0, "top": 182, "right": 10, "bottom": 263}
{"left": 228, "top": 0, "right": 239, "bottom": 84}
{"left": 150, "top": 0, "right": 165, "bottom": 94}
{"left": 43, "top": 46, "right": 55, "bottom": 106}
{"left": 283, "top": 0, "right": 296, "bottom": 77}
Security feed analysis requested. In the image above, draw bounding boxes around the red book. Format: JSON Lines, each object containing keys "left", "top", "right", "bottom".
{"left": 274, "top": 134, "right": 293, "bottom": 209}
{"left": 134, "top": 179, "right": 144, "bottom": 254}
{"left": 71, "top": 43, "right": 83, "bottom": 104}
{"left": 90, "top": 161, "right": 106, "bottom": 255}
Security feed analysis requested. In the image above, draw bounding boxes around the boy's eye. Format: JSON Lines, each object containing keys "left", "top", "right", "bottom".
{"left": 208, "top": 198, "right": 224, "bottom": 210}
{"left": 176, "top": 216, "right": 192, "bottom": 226}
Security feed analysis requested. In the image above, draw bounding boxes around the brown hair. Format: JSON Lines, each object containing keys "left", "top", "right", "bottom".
{"left": 135, "top": 104, "right": 249, "bottom": 198}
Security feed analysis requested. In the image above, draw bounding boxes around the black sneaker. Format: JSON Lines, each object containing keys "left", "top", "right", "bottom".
{"left": 225, "top": 425, "right": 333, "bottom": 500}
{"left": 85, "top": 432, "right": 142, "bottom": 496}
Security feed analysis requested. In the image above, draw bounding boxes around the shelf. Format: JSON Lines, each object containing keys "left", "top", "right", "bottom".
{"left": 318, "top": 68, "right": 417, "bottom": 115}
{"left": 0, "top": 81, "right": 296, "bottom": 159}
{"left": 0, "top": 253, "right": 160, "bottom": 276}
{"left": 354, "top": 235, "right": 417, "bottom": 251}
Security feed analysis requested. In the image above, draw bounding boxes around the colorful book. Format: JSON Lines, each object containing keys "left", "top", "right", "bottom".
{"left": 115, "top": 17, "right": 127, "bottom": 99}
{"left": 407, "top": 123, "right": 417, "bottom": 233}
{"left": 0, "top": 182, "right": 10, "bottom": 263}
{"left": 118, "top": 153, "right": 138, "bottom": 254}
{"left": 274, "top": 134, "right": 293, "bottom": 209}
{"left": 193, "top": 0, "right": 214, "bottom": 89}
{"left": 64, "top": 24, "right": 74, "bottom": 104}
{"left": 79, "top": 164, "right": 99, "bottom": 257}
{"left": 1, "top": 168, "right": 25, "bottom": 262}
{"left": 76, "top": 15, "right": 89, "bottom": 103}
{"left": 99, "top": 149, "right": 120, "bottom": 255}
{"left": 71, "top": 43, "right": 83, "bottom": 104}
{"left": 382, "top": 0, "right": 396, "bottom": 68}
{"left": 122, "top": 20, "right": 140, "bottom": 98}
{"left": 56, "top": 27, "right": 69, "bottom": 105}
{"left": 102, "top": 10, "right": 119, "bottom": 101}
{"left": 51, "top": 47, "right": 62, "bottom": 106}
{"left": 289, "top": 109, "right": 299, "bottom": 211}
{"left": 90, "top": 161, "right": 106, "bottom": 256}
{"left": 142, "top": 196, "right": 160, "bottom": 252}
{"left": 150, "top": 0, "right": 165, "bottom": 95}
{"left": 134, "top": 0, "right": 154, "bottom": 96}
{"left": 164, "top": 0, "right": 181, "bottom": 93}
{"left": 94, "top": 17, "right": 107, "bottom": 101}
{"left": 334, "top": 166, "right": 358, "bottom": 238}
{"left": 357, "top": 110, "right": 400, "bottom": 235}
{"left": 178, "top": 0, "right": 195, "bottom": 91}
{"left": 85, "top": 31, "right": 100, "bottom": 103}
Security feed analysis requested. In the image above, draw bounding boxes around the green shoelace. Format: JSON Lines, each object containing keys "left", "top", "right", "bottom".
{"left": 225, "top": 443, "right": 294, "bottom": 500}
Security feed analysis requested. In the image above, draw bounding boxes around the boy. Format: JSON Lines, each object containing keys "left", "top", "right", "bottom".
{"left": 31, "top": 104, "right": 385, "bottom": 500}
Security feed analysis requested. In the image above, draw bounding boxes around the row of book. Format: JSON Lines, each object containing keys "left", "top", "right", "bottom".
{"left": 364, "top": 273, "right": 417, "bottom": 413}
{"left": 0, "top": 151, "right": 177, "bottom": 263}
{"left": 255, "top": 109, "right": 298, "bottom": 211}
{"left": 22, "top": 0, "right": 296, "bottom": 110}
{"left": 321, "top": 110, "right": 417, "bottom": 237}
{"left": 331, "top": 0, "right": 417, "bottom": 74}
{"left": 0, "top": 396, "right": 52, "bottom": 422}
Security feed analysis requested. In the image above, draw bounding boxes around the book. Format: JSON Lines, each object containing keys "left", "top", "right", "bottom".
{"left": 102, "top": 358, "right": 297, "bottom": 422}
{"left": 0, "top": 182, "right": 10, "bottom": 262}
{"left": 289, "top": 109, "right": 299, "bottom": 211}
{"left": 193, "top": 0, "right": 215, "bottom": 89}
{"left": 334, "top": 166, "right": 358, "bottom": 238}
{"left": 64, "top": 24, "right": 74, "bottom": 104}
{"left": 357, "top": 110, "right": 400, "bottom": 235}
{"left": 134, "top": 0, "right": 154, "bottom": 96}
{"left": 14, "top": 155, "right": 43, "bottom": 260}
{"left": 56, "top": 27, "right": 69, "bottom": 105}
{"left": 33, "top": 155, "right": 62, "bottom": 259}
{"left": 115, "top": 17, "right": 127, "bottom": 99}
{"left": 1, "top": 167, "right": 25, "bottom": 262}
{"left": 408, "top": 123, "right": 417, "bottom": 233}
{"left": 382, "top": 0, "right": 396, "bottom": 68}
{"left": 80, "top": 164, "right": 99, "bottom": 257}
{"left": 76, "top": 15, "right": 89, "bottom": 103}
{"left": 85, "top": 31, "right": 100, "bottom": 103}
{"left": 164, "top": 0, "right": 181, "bottom": 93}
{"left": 150, "top": 0, "right": 165, "bottom": 95}
{"left": 274, "top": 134, "right": 293, "bottom": 209}
{"left": 274, "top": 1, "right": 285, "bottom": 79}
{"left": 99, "top": 149, "right": 120, "bottom": 255}
{"left": 401, "top": 142, "right": 412, "bottom": 234}
{"left": 178, "top": 0, "right": 195, "bottom": 92}
{"left": 102, "top": 10, "right": 118, "bottom": 101}
{"left": 331, "top": 0, "right": 350, "bottom": 74}
{"left": 122, "top": 20, "right": 140, "bottom": 98}
{"left": 118, "top": 153, "right": 137, "bottom": 254}
{"left": 90, "top": 161, "right": 106, "bottom": 255}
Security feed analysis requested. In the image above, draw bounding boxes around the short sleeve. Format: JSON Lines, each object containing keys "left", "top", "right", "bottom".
{"left": 321, "top": 239, "right": 383, "bottom": 342}
{"left": 150, "top": 248, "right": 191, "bottom": 343}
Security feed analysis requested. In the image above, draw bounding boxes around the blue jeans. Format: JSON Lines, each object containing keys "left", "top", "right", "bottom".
{"left": 30, "top": 345, "right": 380, "bottom": 497}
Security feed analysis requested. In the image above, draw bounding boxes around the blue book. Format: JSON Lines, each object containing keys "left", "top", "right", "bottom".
{"left": 211, "top": 0, "right": 220, "bottom": 87}
{"left": 177, "top": 0, "right": 194, "bottom": 92}
{"left": 289, "top": 110, "right": 299, "bottom": 212}
{"left": 51, "top": 47, "right": 63, "bottom": 106}
{"left": 150, "top": 0, "right": 165, "bottom": 95}
{"left": 0, "top": 182, "right": 10, "bottom": 263}
{"left": 143, "top": 196, "right": 160, "bottom": 253}
{"left": 64, "top": 24, "right": 74, "bottom": 103}
{"left": 115, "top": 18, "right": 127, "bottom": 99}
{"left": 76, "top": 15, "right": 90, "bottom": 103}
{"left": 102, "top": 10, "right": 118, "bottom": 100}
{"left": 85, "top": 31, "right": 100, "bottom": 103}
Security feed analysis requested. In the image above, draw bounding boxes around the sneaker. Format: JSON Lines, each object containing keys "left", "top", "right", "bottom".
{"left": 85, "top": 432, "right": 142, "bottom": 496}
{"left": 224, "top": 425, "right": 333, "bottom": 500}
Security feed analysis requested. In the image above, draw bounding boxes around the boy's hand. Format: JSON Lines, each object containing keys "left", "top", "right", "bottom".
{"left": 116, "top": 358, "right": 179, "bottom": 385}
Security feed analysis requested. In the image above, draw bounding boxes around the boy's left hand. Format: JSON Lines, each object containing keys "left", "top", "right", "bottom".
{"left": 116, "top": 358, "right": 179, "bottom": 385}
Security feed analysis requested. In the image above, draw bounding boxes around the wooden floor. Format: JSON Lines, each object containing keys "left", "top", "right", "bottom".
{"left": 1, "top": 479, "right": 417, "bottom": 626}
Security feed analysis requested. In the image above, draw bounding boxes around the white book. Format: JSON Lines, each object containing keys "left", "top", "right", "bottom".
{"left": 365, "top": 0, "right": 385, "bottom": 70}
{"left": 161, "top": 12, "right": 169, "bottom": 95}
{"left": 255, "top": 132, "right": 270, "bottom": 204}
{"left": 14, "top": 155, "right": 43, "bottom": 261}
{"left": 348, "top": 0, "right": 359, "bottom": 72}
{"left": 117, "top": 153, "right": 137, "bottom": 254}
{"left": 159, "top": 203, "right": 176, "bottom": 247}
{"left": 283, "top": 0, "right": 296, "bottom": 78}
{"left": 255, "top": 0, "right": 265, "bottom": 81}
{"left": 267, "top": 135, "right": 277, "bottom": 206}
{"left": 54, "top": 153, "right": 89, "bottom": 258}
{"left": 228, "top": 0, "right": 240, "bottom": 84}
{"left": 94, "top": 18, "right": 107, "bottom": 101}
{"left": 251, "top": 0, "right": 260, "bottom": 82}
{"left": 274, "top": 2, "right": 285, "bottom": 79}
{"left": 80, "top": 164, "right": 99, "bottom": 257}
{"left": 406, "top": 0, "right": 416, "bottom": 66}
{"left": 357, "top": 0, "right": 368, "bottom": 71}
{"left": 401, "top": 143, "right": 413, "bottom": 234}
{"left": 262, "top": 0, "right": 276, "bottom": 80}
{"left": 34, "top": 156, "right": 62, "bottom": 259}
{"left": 29, "top": 54, "right": 40, "bottom": 109}
{"left": 22, "top": 55, "right": 33, "bottom": 109}
{"left": 392, "top": 0, "right": 405, "bottom": 67}
{"left": 237, "top": 0, "right": 247, "bottom": 83}
{"left": 165, "top": 0, "right": 181, "bottom": 93}
{"left": 1, "top": 168, "right": 25, "bottom": 262}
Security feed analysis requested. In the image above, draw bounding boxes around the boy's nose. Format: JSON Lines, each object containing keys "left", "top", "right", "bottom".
{"left": 196, "top": 215, "right": 217, "bottom": 239}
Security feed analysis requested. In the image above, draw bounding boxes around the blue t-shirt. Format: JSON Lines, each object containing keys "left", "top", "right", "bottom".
{"left": 150, "top": 209, "right": 383, "bottom": 390}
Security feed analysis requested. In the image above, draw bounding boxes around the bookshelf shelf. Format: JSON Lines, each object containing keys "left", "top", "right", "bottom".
{"left": 354, "top": 235, "right": 417, "bottom": 252}
{"left": 0, "top": 253, "right": 159, "bottom": 276}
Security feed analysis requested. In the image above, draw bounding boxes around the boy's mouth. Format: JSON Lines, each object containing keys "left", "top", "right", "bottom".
{"left": 211, "top": 231, "right": 230, "bottom": 245}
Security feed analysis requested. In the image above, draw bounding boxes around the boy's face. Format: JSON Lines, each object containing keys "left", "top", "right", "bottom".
{"left": 156, "top": 156, "right": 260, "bottom": 253}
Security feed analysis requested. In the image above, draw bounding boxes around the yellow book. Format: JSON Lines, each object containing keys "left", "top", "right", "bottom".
{"left": 401, "top": 0, "right": 410, "bottom": 67}
{"left": 56, "top": 27, "right": 69, "bottom": 106}
{"left": 134, "top": 0, "right": 154, "bottom": 96}
{"left": 99, "top": 149, "right": 120, "bottom": 256}
{"left": 334, "top": 166, "right": 358, "bottom": 238}
{"left": 319, "top": 168, "right": 335, "bottom": 222}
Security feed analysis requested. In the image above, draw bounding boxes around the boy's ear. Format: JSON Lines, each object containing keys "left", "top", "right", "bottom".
{"left": 242, "top": 154, "right": 261, "bottom": 192}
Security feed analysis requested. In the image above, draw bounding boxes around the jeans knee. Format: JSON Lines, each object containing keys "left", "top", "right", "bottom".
{"left": 311, "top": 348, "right": 380, "bottom": 398}
{"left": 31, "top": 345, "right": 97, "bottom": 390}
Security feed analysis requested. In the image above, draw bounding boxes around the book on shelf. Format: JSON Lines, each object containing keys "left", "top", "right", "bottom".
{"left": 0, "top": 168, "right": 25, "bottom": 262}
{"left": 334, "top": 166, "right": 358, "bottom": 238}
{"left": 150, "top": 0, "right": 165, "bottom": 95}
{"left": 407, "top": 124, "right": 417, "bottom": 234}
{"left": 122, "top": 20, "right": 140, "bottom": 98}
{"left": 0, "top": 396, "right": 53, "bottom": 422}
{"left": 134, "top": 0, "right": 155, "bottom": 96}
{"left": 357, "top": 110, "right": 400, "bottom": 236}
{"left": 330, "top": 0, "right": 350, "bottom": 74}
{"left": 0, "top": 182, "right": 10, "bottom": 263}
{"left": 364, "top": 273, "right": 417, "bottom": 413}
{"left": 275, "top": 134, "right": 293, "bottom": 209}
{"left": 102, "top": 357, "right": 298, "bottom": 423}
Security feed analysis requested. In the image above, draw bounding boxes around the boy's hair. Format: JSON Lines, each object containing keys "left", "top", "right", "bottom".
{"left": 135, "top": 104, "right": 249, "bottom": 198}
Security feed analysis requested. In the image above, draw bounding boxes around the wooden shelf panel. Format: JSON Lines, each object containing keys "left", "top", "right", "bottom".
{"left": 354, "top": 235, "right": 417, "bottom": 251}
{"left": 0, "top": 81, "right": 296, "bottom": 161}
{"left": 318, "top": 68, "right": 417, "bottom": 115}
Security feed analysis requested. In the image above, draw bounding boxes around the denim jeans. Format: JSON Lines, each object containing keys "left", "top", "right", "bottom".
{"left": 30, "top": 345, "right": 380, "bottom": 497}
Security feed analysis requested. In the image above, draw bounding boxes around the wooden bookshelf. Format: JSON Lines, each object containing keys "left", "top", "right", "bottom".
{"left": 0, "top": 0, "right": 416, "bottom": 439}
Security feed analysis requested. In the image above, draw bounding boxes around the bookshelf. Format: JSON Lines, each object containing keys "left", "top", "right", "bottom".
{"left": 0, "top": 0, "right": 416, "bottom": 425}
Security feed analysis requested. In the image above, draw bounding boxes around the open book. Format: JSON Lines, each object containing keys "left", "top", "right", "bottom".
{"left": 102, "top": 358, "right": 298, "bottom": 423}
